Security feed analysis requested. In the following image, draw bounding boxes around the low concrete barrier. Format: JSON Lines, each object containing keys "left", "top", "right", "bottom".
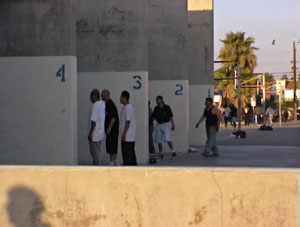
{"left": 0, "top": 167, "right": 298, "bottom": 226}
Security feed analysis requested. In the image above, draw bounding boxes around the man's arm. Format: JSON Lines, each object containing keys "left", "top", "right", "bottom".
{"left": 122, "top": 121, "right": 130, "bottom": 141}
{"left": 196, "top": 114, "right": 205, "bottom": 128}
{"left": 212, "top": 107, "right": 223, "bottom": 128}
{"left": 170, "top": 117, "right": 175, "bottom": 130}
{"left": 106, "top": 118, "right": 116, "bottom": 136}
{"left": 88, "top": 121, "right": 96, "bottom": 142}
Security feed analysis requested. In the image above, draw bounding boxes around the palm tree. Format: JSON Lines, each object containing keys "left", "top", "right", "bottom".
{"left": 218, "top": 32, "right": 258, "bottom": 75}
{"left": 216, "top": 32, "right": 259, "bottom": 107}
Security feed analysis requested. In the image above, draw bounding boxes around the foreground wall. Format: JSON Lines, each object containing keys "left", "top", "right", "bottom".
{"left": 0, "top": 57, "right": 77, "bottom": 165}
{"left": 0, "top": 167, "right": 298, "bottom": 226}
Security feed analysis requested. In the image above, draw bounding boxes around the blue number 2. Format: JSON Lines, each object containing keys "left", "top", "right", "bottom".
{"left": 175, "top": 84, "right": 183, "bottom": 96}
{"left": 56, "top": 64, "right": 65, "bottom": 82}
{"left": 133, "top": 75, "right": 142, "bottom": 90}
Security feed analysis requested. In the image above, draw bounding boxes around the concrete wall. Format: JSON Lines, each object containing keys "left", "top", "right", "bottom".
{"left": 0, "top": 167, "right": 298, "bottom": 226}
{"left": 76, "top": 0, "right": 148, "bottom": 72}
{"left": 190, "top": 85, "right": 214, "bottom": 146}
{"left": 78, "top": 72, "right": 149, "bottom": 165}
{"left": 0, "top": 0, "right": 76, "bottom": 56}
{"left": 187, "top": 0, "right": 214, "bottom": 85}
{"left": 147, "top": 0, "right": 188, "bottom": 80}
{"left": 0, "top": 57, "right": 77, "bottom": 165}
{"left": 149, "top": 80, "right": 189, "bottom": 153}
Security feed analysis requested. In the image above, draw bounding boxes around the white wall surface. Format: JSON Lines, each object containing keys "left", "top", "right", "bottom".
{"left": 149, "top": 80, "right": 189, "bottom": 153}
{"left": 0, "top": 56, "right": 77, "bottom": 165}
{"left": 189, "top": 84, "right": 214, "bottom": 146}
{"left": 78, "top": 72, "right": 148, "bottom": 165}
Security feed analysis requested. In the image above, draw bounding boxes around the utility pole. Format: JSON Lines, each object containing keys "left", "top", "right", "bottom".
{"left": 293, "top": 41, "right": 298, "bottom": 122}
{"left": 237, "top": 61, "right": 242, "bottom": 131}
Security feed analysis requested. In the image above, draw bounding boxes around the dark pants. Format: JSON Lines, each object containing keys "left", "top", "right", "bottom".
{"left": 106, "top": 133, "right": 118, "bottom": 155}
{"left": 149, "top": 124, "right": 155, "bottom": 154}
{"left": 121, "top": 141, "right": 137, "bottom": 166}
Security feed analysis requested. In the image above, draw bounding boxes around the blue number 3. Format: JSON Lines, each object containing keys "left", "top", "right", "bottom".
{"left": 133, "top": 75, "right": 142, "bottom": 90}
{"left": 56, "top": 64, "right": 65, "bottom": 82}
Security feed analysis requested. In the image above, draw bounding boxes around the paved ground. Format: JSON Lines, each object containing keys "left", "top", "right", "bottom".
{"left": 149, "top": 121, "right": 300, "bottom": 168}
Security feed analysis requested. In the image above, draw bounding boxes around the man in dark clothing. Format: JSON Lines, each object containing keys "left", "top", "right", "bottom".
{"left": 196, "top": 97, "right": 223, "bottom": 157}
{"left": 152, "top": 96, "right": 176, "bottom": 159}
{"left": 230, "top": 104, "right": 238, "bottom": 129}
{"left": 101, "top": 89, "right": 119, "bottom": 166}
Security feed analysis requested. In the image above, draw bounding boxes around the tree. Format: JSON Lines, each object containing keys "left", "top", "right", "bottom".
{"left": 216, "top": 32, "right": 259, "bottom": 107}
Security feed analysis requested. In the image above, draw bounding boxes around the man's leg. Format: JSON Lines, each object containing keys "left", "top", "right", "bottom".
{"left": 203, "top": 127, "right": 215, "bottom": 156}
{"left": 155, "top": 124, "right": 164, "bottom": 158}
{"left": 128, "top": 142, "right": 137, "bottom": 165}
{"left": 149, "top": 125, "right": 155, "bottom": 154}
{"left": 211, "top": 127, "right": 219, "bottom": 156}
{"left": 121, "top": 141, "right": 130, "bottom": 166}
{"left": 89, "top": 141, "right": 101, "bottom": 165}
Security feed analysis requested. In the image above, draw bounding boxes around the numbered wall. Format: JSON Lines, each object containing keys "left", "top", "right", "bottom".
{"left": 149, "top": 80, "right": 189, "bottom": 153}
{"left": 78, "top": 72, "right": 149, "bottom": 165}
{"left": 0, "top": 56, "right": 77, "bottom": 165}
{"left": 189, "top": 84, "right": 214, "bottom": 146}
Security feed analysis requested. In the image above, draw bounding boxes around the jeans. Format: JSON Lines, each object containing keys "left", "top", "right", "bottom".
{"left": 149, "top": 124, "right": 155, "bottom": 154}
{"left": 203, "top": 126, "right": 219, "bottom": 155}
{"left": 121, "top": 141, "right": 137, "bottom": 166}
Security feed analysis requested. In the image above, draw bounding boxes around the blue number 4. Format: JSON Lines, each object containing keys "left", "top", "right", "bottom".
{"left": 56, "top": 64, "right": 65, "bottom": 82}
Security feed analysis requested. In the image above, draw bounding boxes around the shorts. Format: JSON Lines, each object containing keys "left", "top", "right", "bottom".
{"left": 231, "top": 117, "right": 237, "bottom": 123}
{"left": 106, "top": 133, "right": 118, "bottom": 155}
{"left": 154, "top": 122, "right": 172, "bottom": 144}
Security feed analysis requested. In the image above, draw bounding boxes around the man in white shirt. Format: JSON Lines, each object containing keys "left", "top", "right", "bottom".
{"left": 120, "top": 90, "right": 137, "bottom": 165}
{"left": 88, "top": 89, "right": 106, "bottom": 165}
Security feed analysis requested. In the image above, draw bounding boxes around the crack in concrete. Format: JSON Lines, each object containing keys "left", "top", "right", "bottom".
{"left": 212, "top": 170, "right": 224, "bottom": 227}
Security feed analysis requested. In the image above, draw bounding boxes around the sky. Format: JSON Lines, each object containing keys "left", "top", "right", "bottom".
{"left": 214, "top": 0, "right": 300, "bottom": 79}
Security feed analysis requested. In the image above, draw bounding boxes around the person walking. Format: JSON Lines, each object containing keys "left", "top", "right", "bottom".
{"left": 120, "top": 91, "right": 137, "bottom": 166}
{"left": 152, "top": 96, "right": 176, "bottom": 159}
{"left": 148, "top": 101, "right": 155, "bottom": 154}
{"left": 88, "top": 89, "right": 106, "bottom": 165}
{"left": 101, "top": 89, "right": 119, "bottom": 166}
{"left": 196, "top": 97, "right": 223, "bottom": 157}
{"left": 244, "top": 108, "right": 251, "bottom": 126}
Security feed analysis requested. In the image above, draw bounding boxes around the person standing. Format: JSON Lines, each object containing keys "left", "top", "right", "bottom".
{"left": 120, "top": 91, "right": 137, "bottom": 166}
{"left": 244, "top": 108, "right": 251, "bottom": 126}
{"left": 230, "top": 104, "right": 237, "bottom": 129}
{"left": 101, "top": 89, "right": 119, "bottom": 166}
{"left": 224, "top": 105, "right": 232, "bottom": 128}
{"left": 148, "top": 101, "right": 155, "bottom": 154}
{"left": 88, "top": 89, "right": 106, "bottom": 165}
{"left": 196, "top": 97, "right": 223, "bottom": 157}
{"left": 152, "top": 96, "right": 176, "bottom": 159}
{"left": 265, "top": 106, "right": 275, "bottom": 126}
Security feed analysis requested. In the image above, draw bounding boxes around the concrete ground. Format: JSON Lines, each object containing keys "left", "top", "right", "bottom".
{"left": 150, "top": 121, "right": 300, "bottom": 168}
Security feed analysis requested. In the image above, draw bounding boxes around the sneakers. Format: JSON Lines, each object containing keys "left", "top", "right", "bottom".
{"left": 172, "top": 152, "right": 176, "bottom": 158}
{"left": 158, "top": 153, "right": 164, "bottom": 159}
{"left": 201, "top": 152, "right": 219, "bottom": 158}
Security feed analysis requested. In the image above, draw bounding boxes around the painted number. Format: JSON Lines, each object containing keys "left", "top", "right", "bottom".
{"left": 175, "top": 84, "right": 183, "bottom": 96}
{"left": 56, "top": 64, "right": 65, "bottom": 82}
{"left": 133, "top": 75, "right": 142, "bottom": 90}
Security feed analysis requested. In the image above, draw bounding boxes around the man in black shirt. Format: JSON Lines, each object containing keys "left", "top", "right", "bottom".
{"left": 101, "top": 89, "right": 119, "bottom": 166}
{"left": 196, "top": 97, "right": 223, "bottom": 157}
{"left": 152, "top": 96, "right": 176, "bottom": 158}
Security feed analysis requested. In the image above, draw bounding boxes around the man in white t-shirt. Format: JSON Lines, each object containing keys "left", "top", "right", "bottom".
{"left": 88, "top": 89, "right": 106, "bottom": 165}
{"left": 120, "top": 90, "right": 137, "bottom": 165}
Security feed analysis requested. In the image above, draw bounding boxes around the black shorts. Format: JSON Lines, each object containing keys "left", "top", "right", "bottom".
{"left": 106, "top": 133, "right": 118, "bottom": 155}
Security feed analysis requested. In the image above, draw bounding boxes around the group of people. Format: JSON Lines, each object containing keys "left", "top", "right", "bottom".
{"left": 88, "top": 90, "right": 178, "bottom": 166}
{"left": 223, "top": 104, "right": 238, "bottom": 129}
{"left": 88, "top": 89, "right": 137, "bottom": 166}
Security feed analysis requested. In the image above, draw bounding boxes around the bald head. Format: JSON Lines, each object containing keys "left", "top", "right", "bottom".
{"left": 101, "top": 89, "right": 110, "bottom": 102}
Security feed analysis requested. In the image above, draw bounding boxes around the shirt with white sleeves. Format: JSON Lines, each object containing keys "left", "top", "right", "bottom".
{"left": 90, "top": 100, "right": 106, "bottom": 142}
